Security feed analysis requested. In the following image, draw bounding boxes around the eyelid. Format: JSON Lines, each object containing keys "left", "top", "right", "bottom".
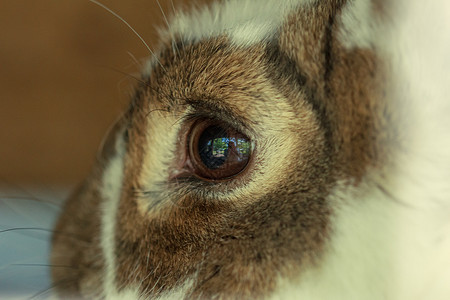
{"left": 182, "top": 101, "right": 255, "bottom": 139}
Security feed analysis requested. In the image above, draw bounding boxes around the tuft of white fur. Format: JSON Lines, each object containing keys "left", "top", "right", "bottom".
{"left": 156, "top": 278, "right": 195, "bottom": 300}
{"left": 99, "top": 129, "right": 129, "bottom": 299}
{"left": 146, "top": 0, "right": 314, "bottom": 77}
{"left": 338, "top": 0, "right": 379, "bottom": 49}
{"left": 164, "top": 0, "right": 313, "bottom": 47}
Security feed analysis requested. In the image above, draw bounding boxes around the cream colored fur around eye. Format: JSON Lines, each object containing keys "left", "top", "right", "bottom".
{"left": 136, "top": 108, "right": 185, "bottom": 214}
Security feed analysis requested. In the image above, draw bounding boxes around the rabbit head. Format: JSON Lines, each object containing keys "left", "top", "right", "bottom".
{"left": 51, "top": 0, "right": 450, "bottom": 299}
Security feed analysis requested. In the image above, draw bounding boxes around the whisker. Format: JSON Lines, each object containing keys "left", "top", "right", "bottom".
{"left": 0, "top": 177, "right": 63, "bottom": 206}
{"left": 93, "top": 63, "right": 174, "bottom": 99}
{"left": 11, "top": 263, "right": 79, "bottom": 270}
{"left": 145, "top": 108, "right": 168, "bottom": 118}
{"left": 127, "top": 51, "right": 143, "bottom": 69}
{"left": 129, "top": 259, "right": 142, "bottom": 284}
{"left": 134, "top": 181, "right": 194, "bottom": 211}
{"left": 156, "top": 0, "right": 171, "bottom": 34}
{"left": 149, "top": 274, "right": 162, "bottom": 295}
{"left": 117, "top": 76, "right": 138, "bottom": 101}
{"left": 0, "top": 227, "right": 54, "bottom": 234}
{"left": 0, "top": 227, "right": 89, "bottom": 243}
{"left": 170, "top": 112, "right": 194, "bottom": 129}
{"left": 28, "top": 278, "right": 76, "bottom": 300}
{"left": 104, "top": 65, "right": 146, "bottom": 100}
{"left": 170, "top": 0, "right": 177, "bottom": 15}
{"left": 92, "top": 64, "right": 169, "bottom": 112}
{"left": 172, "top": 0, "right": 187, "bottom": 53}
{"left": 143, "top": 261, "right": 162, "bottom": 284}
{"left": 0, "top": 196, "right": 61, "bottom": 209}
{"left": 89, "top": 0, "right": 167, "bottom": 72}
{"left": 156, "top": 0, "right": 180, "bottom": 58}
{"left": 139, "top": 261, "right": 162, "bottom": 297}
{"left": 100, "top": 65, "right": 147, "bottom": 87}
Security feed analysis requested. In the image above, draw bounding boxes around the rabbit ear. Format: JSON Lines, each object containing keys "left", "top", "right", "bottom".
{"left": 276, "top": 1, "right": 385, "bottom": 179}
{"left": 277, "top": 2, "right": 342, "bottom": 91}
{"left": 277, "top": 1, "right": 382, "bottom": 88}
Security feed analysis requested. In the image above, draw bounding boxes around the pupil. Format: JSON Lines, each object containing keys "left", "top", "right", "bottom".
{"left": 198, "top": 126, "right": 229, "bottom": 169}
{"left": 193, "top": 122, "right": 251, "bottom": 178}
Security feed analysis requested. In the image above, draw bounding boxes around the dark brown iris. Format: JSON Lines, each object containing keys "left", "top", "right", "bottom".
{"left": 188, "top": 120, "right": 251, "bottom": 180}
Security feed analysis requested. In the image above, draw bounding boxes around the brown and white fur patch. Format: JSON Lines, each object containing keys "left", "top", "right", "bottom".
{"left": 51, "top": 0, "right": 450, "bottom": 299}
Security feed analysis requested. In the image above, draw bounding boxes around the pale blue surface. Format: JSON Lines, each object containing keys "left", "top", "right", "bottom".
{"left": 0, "top": 191, "right": 65, "bottom": 299}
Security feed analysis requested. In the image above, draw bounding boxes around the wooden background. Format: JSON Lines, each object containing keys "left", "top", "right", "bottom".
{"left": 0, "top": 0, "right": 203, "bottom": 186}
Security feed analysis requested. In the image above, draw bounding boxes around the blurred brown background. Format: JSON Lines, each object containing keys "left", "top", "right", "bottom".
{"left": 0, "top": 0, "right": 203, "bottom": 187}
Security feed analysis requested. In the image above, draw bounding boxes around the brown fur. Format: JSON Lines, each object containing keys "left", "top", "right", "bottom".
{"left": 279, "top": 1, "right": 384, "bottom": 180}
{"left": 51, "top": 0, "right": 384, "bottom": 298}
{"left": 113, "top": 37, "right": 331, "bottom": 298}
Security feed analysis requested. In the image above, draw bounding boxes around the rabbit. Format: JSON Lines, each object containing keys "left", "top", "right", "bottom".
{"left": 51, "top": 0, "right": 450, "bottom": 299}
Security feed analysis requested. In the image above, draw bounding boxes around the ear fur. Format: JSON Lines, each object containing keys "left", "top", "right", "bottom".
{"left": 278, "top": 1, "right": 385, "bottom": 180}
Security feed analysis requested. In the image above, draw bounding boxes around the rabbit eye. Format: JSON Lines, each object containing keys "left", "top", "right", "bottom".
{"left": 188, "top": 120, "right": 252, "bottom": 180}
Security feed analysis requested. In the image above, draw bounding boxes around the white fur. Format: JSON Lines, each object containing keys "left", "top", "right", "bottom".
{"left": 99, "top": 130, "right": 130, "bottom": 299}
{"left": 156, "top": 278, "right": 195, "bottom": 300}
{"left": 338, "top": 0, "right": 379, "bottom": 49}
{"left": 386, "top": 1, "right": 450, "bottom": 298}
{"left": 164, "top": 0, "right": 313, "bottom": 46}
{"left": 272, "top": 178, "right": 399, "bottom": 300}
{"left": 145, "top": 0, "right": 314, "bottom": 77}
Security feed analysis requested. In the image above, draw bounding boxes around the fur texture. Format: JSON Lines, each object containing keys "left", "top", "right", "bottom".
{"left": 51, "top": 0, "right": 450, "bottom": 299}
{"left": 163, "top": 0, "right": 312, "bottom": 46}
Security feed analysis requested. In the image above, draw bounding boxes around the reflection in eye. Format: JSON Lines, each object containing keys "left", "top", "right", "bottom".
{"left": 189, "top": 122, "right": 252, "bottom": 180}
{"left": 207, "top": 137, "right": 250, "bottom": 161}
